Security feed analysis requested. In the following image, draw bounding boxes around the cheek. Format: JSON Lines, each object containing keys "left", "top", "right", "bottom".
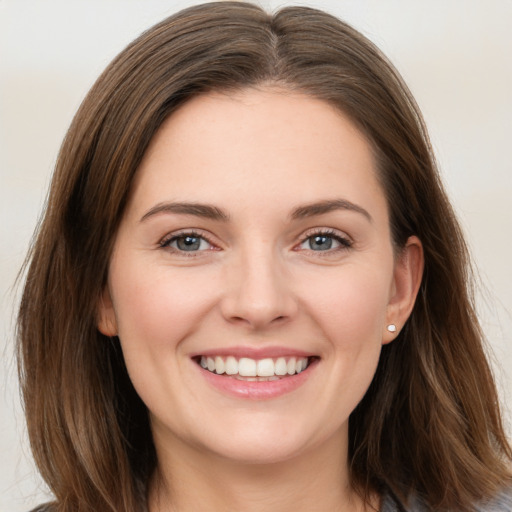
{"left": 109, "top": 260, "right": 218, "bottom": 350}
{"left": 302, "top": 266, "right": 391, "bottom": 415}
{"left": 300, "top": 264, "right": 391, "bottom": 349}
{"left": 108, "top": 260, "right": 221, "bottom": 414}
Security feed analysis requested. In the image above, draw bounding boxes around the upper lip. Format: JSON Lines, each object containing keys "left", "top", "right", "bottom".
{"left": 190, "top": 346, "right": 317, "bottom": 360}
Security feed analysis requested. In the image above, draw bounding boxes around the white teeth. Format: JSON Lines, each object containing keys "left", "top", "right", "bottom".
{"left": 257, "top": 358, "right": 275, "bottom": 377}
{"left": 275, "top": 357, "right": 287, "bottom": 376}
{"left": 225, "top": 356, "right": 238, "bottom": 375}
{"left": 239, "top": 357, "right": 257, "bottom": 377}
{"left": 214, "top": 356, "right": 225, "bottom": 374}
{"left": 287, "top": 357, "right": 296, "bottom": 375}
{"left": 296, "top": 358, "right": 307, "bottom": 373}
{"left": 199, "top": 355, "right": 311, "bottom": 378}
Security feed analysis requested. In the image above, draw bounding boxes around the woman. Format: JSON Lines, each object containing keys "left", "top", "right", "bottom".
{"left": 17, "top": 2, "right": 511, "bottom": 511}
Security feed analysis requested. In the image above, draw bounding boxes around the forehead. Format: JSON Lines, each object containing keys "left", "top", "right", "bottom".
{"left": 128, "top": 88, "right": 386, "bottom": 221}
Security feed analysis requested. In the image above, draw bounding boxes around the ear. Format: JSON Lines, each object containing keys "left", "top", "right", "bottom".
{"left": 383, "top": 236, "right": 424, "bottom": 344}
{"left": 97, "top": 286, "right": 118, "bottom": 337}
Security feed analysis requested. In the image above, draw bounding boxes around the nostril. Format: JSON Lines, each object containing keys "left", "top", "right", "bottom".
{"left": 231, "top": 316, "right": 249, "bottom": 324}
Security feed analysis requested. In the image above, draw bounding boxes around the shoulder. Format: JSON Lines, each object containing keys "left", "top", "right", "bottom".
{"left": 28, "top": 504, "right": 55, "bottom": 512}
{"left": 380, "top": 493, "right": 422, "bottom": 512}
{"left": 380, "top": 492, "right": 429, "bottom": 512}
{"left": 474, "top": 487, "right": 512, "bottom": 511}
{"left": 381, "top": 487, "right": 512, "bottom": 511}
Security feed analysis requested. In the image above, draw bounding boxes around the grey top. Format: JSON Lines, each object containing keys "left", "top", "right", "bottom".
{"left": 381, "top": 488, "right": 512, "bottom": 511}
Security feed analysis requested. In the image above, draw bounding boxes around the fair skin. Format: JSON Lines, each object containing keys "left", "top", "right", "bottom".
{"left": 98, "top": 88, "right": 423, "bottom": 512}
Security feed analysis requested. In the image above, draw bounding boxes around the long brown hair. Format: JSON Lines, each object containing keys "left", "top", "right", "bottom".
{"left": 17, "top": 2, "right": 511, "bottom": 511}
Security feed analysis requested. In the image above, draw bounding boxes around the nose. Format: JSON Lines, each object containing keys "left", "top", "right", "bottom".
{"left": 220, "top": 246, "right": 298, "bottom": 329}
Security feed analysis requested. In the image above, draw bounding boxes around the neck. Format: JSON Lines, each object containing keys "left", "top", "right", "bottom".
{"left": 149, "top": 427, "right": 376, "bottom": 512}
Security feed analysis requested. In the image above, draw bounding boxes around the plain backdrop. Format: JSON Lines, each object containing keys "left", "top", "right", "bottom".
{"left": 1, "top": 1, "right": 511, "bottom": 510}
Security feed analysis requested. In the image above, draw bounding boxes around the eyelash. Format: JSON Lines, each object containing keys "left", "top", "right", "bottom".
{"left": 159, "top": 228, "right": 352, "bottom": 256}
{"left": 297, "top": 228, "right": 352, "bottom": 255}
{"left": 159, "top": 230, "right": 217, "bottom": 256}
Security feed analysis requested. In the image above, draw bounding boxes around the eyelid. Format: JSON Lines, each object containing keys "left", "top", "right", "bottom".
{"left": 157, "top": 227, "right": 352, "bottom": 255}
{"left": 159, "top": 229, "right": 219, "bottom": 252}
{"left": 295, "top": 227, "right": 353, "bottom": 252}
{"left": 300, "top": 227, "right": 352, "bottom": 242}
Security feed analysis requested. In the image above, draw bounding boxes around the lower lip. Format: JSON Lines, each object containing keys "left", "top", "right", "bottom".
{"left": 196, "top": 360, "right": 318, "bottom": 400}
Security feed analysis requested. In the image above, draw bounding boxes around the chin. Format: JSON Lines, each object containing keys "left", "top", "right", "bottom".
{"left": 208, "top": 435, "right": 310, "bottom": 465}
{"left": 193, "top": 413, "right": 339, "bottom": 466}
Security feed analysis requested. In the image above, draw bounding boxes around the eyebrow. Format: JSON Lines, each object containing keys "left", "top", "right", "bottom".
{"left": 290, "top": 199, "right": 372, "bottom": 222}
{"left": 140, "top": 198, "right": 372, "bottom": 223}
{"left": 140, "top": 202, "right": 230, "bottom": 222}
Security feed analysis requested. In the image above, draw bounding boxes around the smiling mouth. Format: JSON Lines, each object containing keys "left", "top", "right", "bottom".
{"left": 195, "top": 355, "right": 317, "bottom": 381}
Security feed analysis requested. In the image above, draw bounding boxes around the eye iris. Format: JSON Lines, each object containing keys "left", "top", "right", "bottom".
{"left": 310, "top": 235, "right": 333, "bottom": 251}
{"left": 177, "top": 236, "right": 201, "bottom": 251}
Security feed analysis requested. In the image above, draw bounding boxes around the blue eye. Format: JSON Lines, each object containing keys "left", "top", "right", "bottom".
{"left": 163, "top": 233, "right": 212, "bottom": 252}
{"left": 299, "top": 232, "right": 351, "bottom": 252}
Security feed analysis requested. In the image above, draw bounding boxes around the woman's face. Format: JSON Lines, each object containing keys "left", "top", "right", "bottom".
{"left": 99, "top": 88, "right": 421, "bottom": 465}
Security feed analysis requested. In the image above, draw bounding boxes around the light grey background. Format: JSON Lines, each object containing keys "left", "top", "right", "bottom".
{"left": 1, "top": 1, "right": 511, "bottom": 510}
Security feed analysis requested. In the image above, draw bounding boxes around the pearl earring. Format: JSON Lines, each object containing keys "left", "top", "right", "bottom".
{"left": 387, "top": 324, "right": 397, "bottom": 333}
